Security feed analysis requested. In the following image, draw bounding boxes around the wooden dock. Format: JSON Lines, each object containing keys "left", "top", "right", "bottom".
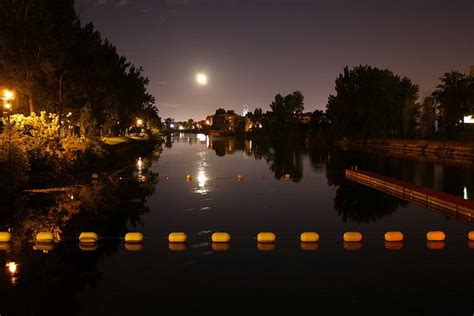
{"left": 345, "top": 169, "right": 474, "bottom": 225}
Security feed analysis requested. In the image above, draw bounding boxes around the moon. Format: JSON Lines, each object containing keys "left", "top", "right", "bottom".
{"left": 196, "top": 73, "right": 208, "bottom": 86}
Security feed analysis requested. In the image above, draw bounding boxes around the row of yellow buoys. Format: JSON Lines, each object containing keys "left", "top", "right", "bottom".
{"left": 0, "top": 230, "right": 472, "bottom": 252}
{"left": 182, "top": 174, "right": 292, "bottom": 182}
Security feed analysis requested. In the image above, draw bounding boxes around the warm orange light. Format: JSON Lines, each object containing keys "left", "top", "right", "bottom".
{"left": 2, "top": 89, "right": 14, "bottom": 101}
{"left": 3, "top": 102, "right": 12, "bottom": 110}
{"left": 6, "top": 262, "right": 17, "bottom": 275}
{"left": 136, "top": 118, "right": 143, "bottom": 126}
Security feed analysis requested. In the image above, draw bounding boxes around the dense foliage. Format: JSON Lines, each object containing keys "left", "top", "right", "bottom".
{"left": 0, "top": 113, "right": 102, "bottom": 190}
{"left": 326, "top": 65, "right": 419, "bottom": 138}
{"left": 0, "top": 0, "right": 160, "bottom": 134}
{"left": 433, "top": 71, "right": 474, "bottom": 136}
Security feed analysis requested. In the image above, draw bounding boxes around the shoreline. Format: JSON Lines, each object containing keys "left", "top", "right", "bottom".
{"left": 14, "top": 136, "right": 163, "bottom": 195}
{"left": 339, "top": 138, "right": 474, "bottom": 164}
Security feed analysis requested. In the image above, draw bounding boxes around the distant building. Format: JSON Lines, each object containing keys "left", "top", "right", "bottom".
{"left": 298, "top": 112, "right": 313, "bottom": 125}
{"left": 205, "top": 110, "right": 244, "bottom": 131}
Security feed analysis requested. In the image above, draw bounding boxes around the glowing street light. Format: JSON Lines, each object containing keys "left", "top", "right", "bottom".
{"left": 196, "top": 73, "right": 208, "bottom": 86}
{"left": 2, "top": 89, "right": 14, "bottom": 111}
{"left": 136, "top": 118, "right": 144, "bottom": 127}
{"left": 2, "top": 89, "right": 14, "bottom": 101}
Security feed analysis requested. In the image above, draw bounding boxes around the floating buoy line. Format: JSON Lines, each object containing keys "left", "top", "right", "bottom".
{"left": 0, "top": 230, "right": 473, "bottom": 252}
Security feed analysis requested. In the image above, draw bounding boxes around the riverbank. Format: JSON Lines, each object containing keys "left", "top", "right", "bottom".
{"left": 339, "top": 139, "right": 474, "bottom": 164}
{"left": 0, "top": 134, "right": 163, "bottom": 198}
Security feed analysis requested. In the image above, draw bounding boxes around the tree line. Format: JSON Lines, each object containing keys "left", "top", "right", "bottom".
{"left": 0, "top": 0, "right": 160, "bottom": 136}
{"left": 243, "top": 65, "right": 474, "bottom": 139}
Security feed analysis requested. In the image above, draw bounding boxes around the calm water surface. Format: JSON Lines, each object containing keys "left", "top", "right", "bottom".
{"left": 1, "top": 134, "right": 473, "bottom": 315}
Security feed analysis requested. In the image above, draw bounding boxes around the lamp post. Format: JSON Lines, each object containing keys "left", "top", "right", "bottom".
{"left": 2, "top": 89, "right": 14, "bottom": 187}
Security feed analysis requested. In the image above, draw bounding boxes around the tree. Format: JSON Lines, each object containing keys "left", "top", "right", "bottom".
{"left": 185, "top": 118, "right": 194, "bottom": 129}
{"left": 269, "top": 91, "right": 304, "bottom": 129}
{"left": 0, "top": 0, "right": 78, "bottom": 113}
{"left": 420, "top": 96, "right": 436, "bottom": 138}
{"left": 310, "top": 110, "right": 330, "bottom": 129}
{"left": 326, "top": 65, "right": 419, "bottom": 138}
{"left": 433, "top": 71, "right": 474, "bottom": 136}
{"left": 0, "top": 1, "right": 159, "bottom": 136}
{"left": 215, "top": 108, "right": 226, "bottom": 115}
{"left": 164, "top": 118, "right": 174, "bottom": 130}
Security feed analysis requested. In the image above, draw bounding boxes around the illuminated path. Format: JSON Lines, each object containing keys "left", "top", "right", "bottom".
{"left": 346, "top": 169, "right": 474, "bottom": 225}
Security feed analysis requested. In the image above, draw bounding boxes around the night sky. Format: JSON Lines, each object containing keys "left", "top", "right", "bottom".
{"left": 76, "top": 0, "right": 474, "bottom": 121}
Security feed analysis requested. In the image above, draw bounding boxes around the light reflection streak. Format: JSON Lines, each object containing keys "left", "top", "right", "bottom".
{"left": 193, "top": 151, "right": 210, "bottom": 195}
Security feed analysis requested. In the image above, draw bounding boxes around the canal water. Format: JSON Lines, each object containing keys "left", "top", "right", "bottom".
{"left": 1, "top": 133, "right": 473, "bottom": 315}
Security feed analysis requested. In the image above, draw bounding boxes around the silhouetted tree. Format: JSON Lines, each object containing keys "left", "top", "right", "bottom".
{"left": 269, "top": 91, "right": 304, "bottom": 130}
{"left": 326, "top": 65, "right": 419, "bottom": 138}
{"left": 433, "top": 71, "right": 474, "bottom": 136}
{"left": 0, "top": 0, "right": 159, "bottom": 135}
{"left": 420, "top": 96, "right": 436, "bottom": 138}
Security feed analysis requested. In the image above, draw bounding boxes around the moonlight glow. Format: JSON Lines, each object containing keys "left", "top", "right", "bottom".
{"left": 196, "top": 73, "right": 208, "bottom": 86}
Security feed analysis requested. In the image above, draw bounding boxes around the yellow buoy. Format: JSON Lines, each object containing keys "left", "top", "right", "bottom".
{"left": 0, "top": 242, "right": 11, "bottom": 251}
{"left": 257, "top": 242, "right": 276, "bottom": 251}
{"left": 300, "top": 242, "right": 319, "bottom": 251}
{"left": 125, "top": 232, "right": 144, "bottom": 243}
{"left": 79, "top": 243, "right": 98, "bottom": 251}
{"left": 384, "top": 231, "right": 404, "bottom": 242}
{"left": 168, "top": 232, "right": 187, "bottom": 243}
{"left": 427, "top": 241, "right": 445, "bottom": 250}
{"left": 343, "top": 232, "right": 363, "bottom": 242}
{"left": 211, "top": 232, "right": 231, "bottom": 243}
{"left": 343, "top": 241, "right": 362, "bottom": 251}
{"left": 36, "top": 232, "right": 54, "bottom": 244}
{"left": 468, "top": 231, "right": 474, "bottom": 241}
{"left": 384, "top": 241, "right": 403, "bottom": 250}
{"left": 0, "top": 232, "right": 12, "bottom": 243}
{"left": 168, "top": 243, "right": 186, "bottom": 251}
{"left": 257, "top": 232, "right": 276, "bottom": 243}
{"left": 125, "top": 243, "right": 143, "bottom": 251}
{"left": 79, "top": 232, "right": 98, "bottom": 243}
{"left": 212, "top": 243, "right": 230, "bottom": 251}
{"left": 300, "top": 232, "right": 320, "bottom": 243}
{"left": 426, "top": 231, "right": 446, "bottom": 241}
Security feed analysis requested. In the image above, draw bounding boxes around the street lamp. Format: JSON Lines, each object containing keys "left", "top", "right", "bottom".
{"left": 136, "top": 118, "right": 143, "bottom": 127}
{"left": 2, "top": 89, "right": 14, "bottom": 102}
{"left": 2, "top": 89, "right": 14, "bottom": 111}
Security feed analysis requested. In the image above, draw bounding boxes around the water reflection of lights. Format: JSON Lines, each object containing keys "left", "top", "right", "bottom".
{"left": 6, "top": 262, "right": 18, "bottom": 284}
{"left": 196, "top": 133, "right": 207, "bottom": 142}
{"left": 194, "top": 151, "right": 210, "bottom": 195}
{"left": 464, "top": 187, "right": 468, "bottom": 200}
{"left": 6, "top": 262, "right": 17, "bottom": 275}
{"left": 197, "top": 171, "right": 208, "bottom": 188}
{"left": 137, "top": 157, "right": 143, "bottom": 170}
{"left": 137, "top": 157, "right": 143, "bottom": 179}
